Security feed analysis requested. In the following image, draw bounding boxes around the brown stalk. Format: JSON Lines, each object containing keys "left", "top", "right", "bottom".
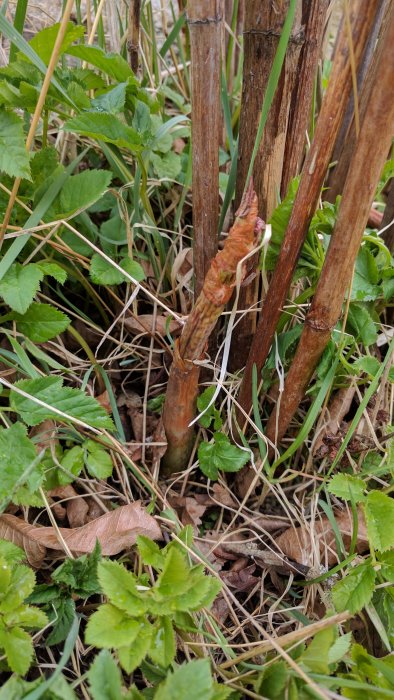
{"left": 265, "top": 3, "right": 394, "bottom": 447}
{"left": 230, "top": 0, "right": 303, "bottom": 371}
{"left": 127, "top": 0, "right": 141, "bottom": 73}
{"left": 162, "top": 183, "right": 259, "bottom": 474}
{"left": 281, "top": 0, "right": 329, "bottom": 197}
{"left": 187, "top": 0, "right": 223, "bottom": 297}
{"left": 326, "top": 0, "right": 390, "bottom": 203}
{"left": 236, "top": 0, "right": 380, "bottom": 421}
{"left": 381, "top": 178, "right": 394, "bottom": 253}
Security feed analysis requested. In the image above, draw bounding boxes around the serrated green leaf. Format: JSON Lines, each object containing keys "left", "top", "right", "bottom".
{"left": 198, "top": 433, "right": 249, "bottom": 480}
{"left": 137, "top": 536, "right": 165, "bottom": 570}
{"left": 255, "top": 660, "right": 287, "bottom": 697}
{"left": 328, "top": 474, "right": 366, "bottom": 503}
{"left": 378, "top": 551, "right": 394, "bottom": 583}
{"left": 353, "top": 356, "right": 381, "bottom": 377}
{"left": 58, "top": 445, "right": 84, "bottom": 484}
{"left": 347, "top": 303, "right": 378, "bottom": 346}
{"left": 151, "top": 151, "right": 181, "bottom": 180}
{"left": 0, "top": 540, "right": 24, "bottom": 565}
{"left": 15, "top": 302, "right": 70, "bottom": 342}
{"left": 10, "top": 376, "right": 114, "bottom": 429}
{"left": 175, "top": 570, "right": 221, "bottom": 612}
{"left": 52, "top": 543, "right": 101, "bottom": 597}
{"left": 64, "top": 112, "right": 142, "bottom": 151}
{"left": 118, "top": 622, "right": 153, "bottom": 674}
{"left": 149, "top": 617, "right": 175, "bottom": 668}
{"left": 91, "top": 82, "right": 127, "bottom": 114}
{"left": 36, "top": 261, "right": 67, "bottom": 284}
{"left": 0, "top": 108, "right": 31, "bottom": 179}
{"left": 0, "top": 422, "right": 38, "bottom": 501}
{"left": 351, "top": 247, "right": 381, "bottom": 301}
{"left": 29, "top": 22, "right": 85, "bottom": 65}
{"left": 89, "top": 253, "right": 145, "bottom": 286}
{"left": 0, "top": 625, "right": 33, "bottom": 674}
{"left": 327, "top": 631, "right": 352, "bottom": 664}
{"left": 0, "top": 563, "right": 36, "bottom": 612}
{"left": 54, "top": 169, "right": 112, "bottom": 218}
{"left": 301, "top": 625, "right": 336, "bottom": 674}
{"left": 46, "top": 598, "right": 75, "bottom": 647}
{"left": 7, "top": 604, "right": 47, "bottom": 629}
{"left": 97, "top": 561, "right": 147, "bottom": 615}
{"left": 84, "top": 439, "right": 113, "bottom": 479}
{"left": 66, "top": 44, "right": 134, "bottom": 82}
{"left": 364, "top": 491, "right": 394, "bottom": 552}
{"left": 155, "top": 548, "right": 191, "bottom": 598}
{"left": 88, "top": 650, "right": 123, "bottom": 700}
{"left": 85, "top": 603, "right": 141, "bottom": 648}
{"left": 0, "top": 262, "right": 42, "bottom": 313}
{"left": 332, "top": 564, "right": 376, "bottom": 614}
{"left": 154, "top": 659, "right": 213, "bottom": 700}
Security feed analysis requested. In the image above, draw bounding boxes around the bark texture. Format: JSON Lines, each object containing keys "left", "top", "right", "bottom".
{"left": 162, "top": 184, "right": 259, "bottom": 474}
{"left": 127, "top": 0, "right": 141, "bottom": 73}
{"left": 265, "top": 3, "right": 394, "bottom": 446}
{"left": 230, "top": 0, "right": 303, "bottom": 371}
{"left": 188, "top": 0, "right": 223, "bottom": 296}
{"left": 236, "top": 0, "right": 381, "bottom": 423}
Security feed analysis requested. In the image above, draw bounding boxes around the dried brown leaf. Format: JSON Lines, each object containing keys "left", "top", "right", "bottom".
{"left": 220, "top": 563, "right": 259, "bottom": 592}
{"left": 29, "top": 502, "right": 161, "bottom": 556}
{"left": 275, "top": 509, "right": 368, "bottom": 566}
{"left": 169, "top": 495, "right": 207, "bottom": 527}
{"left": 124, "top": 315, "right": 182, "bottom": 337}
{"left": 0, "top": 514, "right": 46, "bottom": 568}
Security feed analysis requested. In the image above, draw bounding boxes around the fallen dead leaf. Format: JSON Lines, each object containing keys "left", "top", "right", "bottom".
{"left": 275, "top": 508, "right": 368, "bottom": 567}
{"left": 313, "top": 386, "right": 356, "bottom": 454}
{"left": 169, "top": 495, "right": 207, "bottom": 528}
{"left": 49, "top": 485, "right": 90, "bottom": 528}
{"left": 220, "top": 563, "right": 260, "bottom": 592}
{"left": 1, "top": 502, "right": 162, "bottom": 559}
{"left": 0, "top": 514, "right": 46, "bottom": 568}
{"left": 95, "top": 390, "right": 112, "bottom": 414}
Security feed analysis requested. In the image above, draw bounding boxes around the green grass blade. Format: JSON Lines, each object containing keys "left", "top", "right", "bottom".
{"left": 9, "top": 0, "right": 28, "bottom": 62}
{"left": 160, "top": 10, "right": 186, "bottom": 58}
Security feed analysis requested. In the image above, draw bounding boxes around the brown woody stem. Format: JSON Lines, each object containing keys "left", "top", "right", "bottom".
{"left": 265, "top": 3, "right": 394, "bottom": 447}
{"left": 162, "top": 183, "right": 259, "bottom": 474}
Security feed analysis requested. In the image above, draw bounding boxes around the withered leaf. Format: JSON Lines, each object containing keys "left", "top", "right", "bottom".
{"left": 0, "top": 514, "right": 46, "bottom": 568}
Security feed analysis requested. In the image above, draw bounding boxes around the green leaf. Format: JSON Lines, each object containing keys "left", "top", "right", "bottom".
{"left": 97, "top": 560, "right": 147, "bottom": 615}
{"left": 197, "top": 387, "right": 222, "bottom": 430}
{"left": 36, "top": 261, "right": 67, "bottom": 284}
{"left": 351, "top": 247, "right": 381, "bottom": 301}
{"left": 255, "top": 660, "right": 288, "bottom": 697}
{"left": 13, "top": 605, "right": 48, "bottom": 629}
{"left": 347, "top": 303, "right": 378, "bottom": 346}
{"left": 327, "top": 631, "right": 352, "bottom": 664}
{"left": 0, "top": 563, "right": 36, "bottom": 612}
{"left": 378, "top": 551, "right": 394, "bottom": 583}
{"left": 301, "top": 625, "right": 336, "bottom": 674}
{"left": 85, "top": 603, "right": 141, "bottom": 648}
{"left": 29, "top": 22, "right": 85, "bottom": 65}
{"left": 137, "top": 536, "right": 165, "bottom": 570}
{"left": 0, "top": 625, "right": 33, "bottom": 674}
{"left": 89, "top": 253, "right": 145, "bottom": 285}
{"left": 0, "top": 262, "right": 42, "bottom": 313}
{"left": 15, "top": 302, "right": 70, "bottom": 342}
{"left": 0, "top": 108, "right": 31, "bottom": 179}
{"left": 332, "top": 564, "right": 376, "bottom": 614}
{"left": 10, "top": 376, "right": 114, "bottom": 429}
{"left": 151, "top": 151, "right": 181, "bottom": 181}
{"left": 55, "top": 169, "right": 112, "bottom": 218}
{"left": 198, "top": 433, "right": 249, "bottom": 480}
{"left": 155, "top": 548, "right": 191, "bottom": 598}
{"left": 118, "top": 622, "right": 152, "bottom": 673}
{"left": 88, "top": 650, "right": 123, "bottom": 700}
{"left": 84, "top": 439, "right": 113, "bottom": 479}
{"left": 91, "top": 82, "right": 127, "bottom": 114}
{"left": 52, "top": 543, "right": 101, "bottom": 597}
{"left": 46, "top": 598, "right": 75, "bottom": 647}
{"left": 353, "top": 356, "right": 381, "bottom": 377}
{"left": 328, "top": 474, "right": 366, "bottom": 503}
{"left": 0, "top": 540, "right": 24, "bottom": 565}
{"left": 364, "top": 491, "right": 394, "bottom": 552}
{"left": 154, "top": 659, "right": 213, "bottom": 700}
{"left": 66, "top": 44, "right": 134, "bottom": 82}
{"left": 0, "top": 423, "right": 38, "bottom": 501}
{"left": 149, "top": 617, "right": 175, "bottom": 668}
{"left": 58, "top": 445, "right": 84, "bottom": 484}
{"left": 64, "top": 112, "right": 142, "bottom": 151}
